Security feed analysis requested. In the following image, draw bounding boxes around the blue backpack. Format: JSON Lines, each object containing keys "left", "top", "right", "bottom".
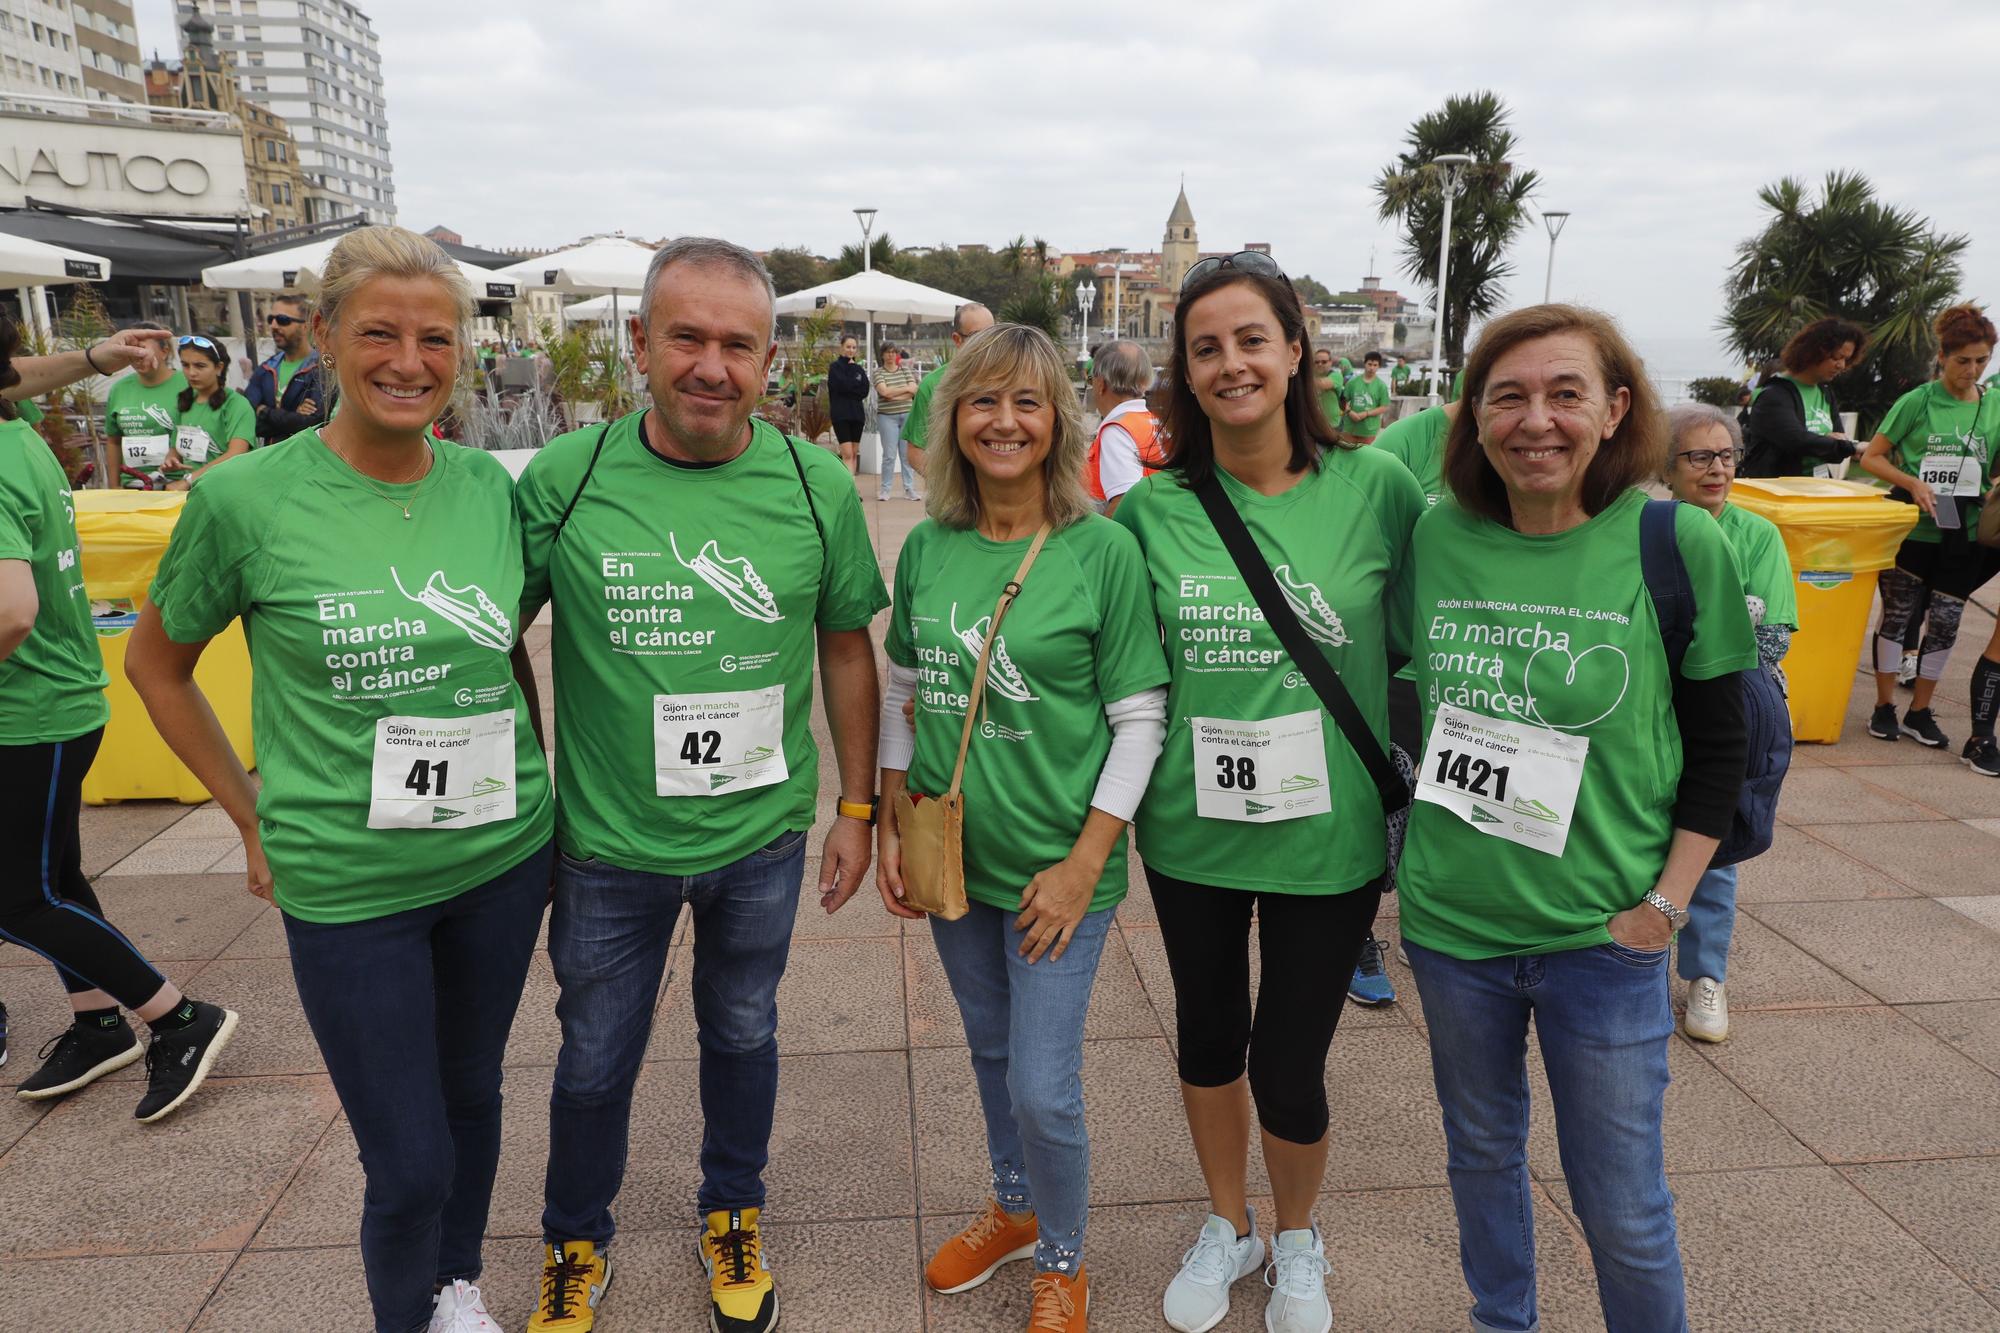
{"left": 1639, "top": 498, "right": 1792, "bottom": 868}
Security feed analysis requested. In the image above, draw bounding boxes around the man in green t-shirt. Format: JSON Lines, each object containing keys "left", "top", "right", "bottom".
{"left": 517, "top": 237, "right": 888, "bottom": 1333}
{"left": 103, "top": 322, "right": 188, "bottom": 484}
{"left": 1340, "top": 351, "right": 1391, "bottom": 444}
{"left": 903, "top": 301, "right": 993, "bottom": 474}
{"left": 1311, "top": 346, "right": 1343, "bottom": 427}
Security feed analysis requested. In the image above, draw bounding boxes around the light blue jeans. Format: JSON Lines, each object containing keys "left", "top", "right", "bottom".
{"left": 876, "top": 410, "right": 914, "bottom": 497}
{"left": 1405, "top": 939, "right": 1687, "bottom": 1333}
{"left": 1675, "top": 863, "right": 1737, "bottom": 983}
{"left": 928, "top": 900, "right": 1114, "bottom": 1275}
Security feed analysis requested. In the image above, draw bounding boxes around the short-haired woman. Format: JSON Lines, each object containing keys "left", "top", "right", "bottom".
{"left": 1857, "top": 303, "right": 2000, "bottom": 764}
{"left": 1662, "top": 403, "right": 1797, "bottom": 1042}
{"left": 1114, "top": 254, "right": 1424, "bottom": 1333}
{"left": 1402, "top": 305, "right": 1757, "bottom": 1333}
{"left": 879, "top": 323, "right": 1168, "bottom": 1333}
{"left": 873, "top": 342, "right": 922, "bottom": 501}
{"left": 128, "top": 226, "right": 555, "bottom": 1333}
{"left": 1740, "top": 316, "right": 1868, "bottom": 478}
{"left": 163, "top": 334, "right": 256, "bottom": 490}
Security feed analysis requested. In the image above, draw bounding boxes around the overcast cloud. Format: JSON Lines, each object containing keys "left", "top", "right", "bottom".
{"left": 140, "top": 0, "right": 2000, "bottom": 377}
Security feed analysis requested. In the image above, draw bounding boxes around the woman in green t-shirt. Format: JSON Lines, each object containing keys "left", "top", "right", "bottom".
{"left": 878, "top": 324, "right": 1168, "bottom": 1329}
{"left": 127, "top": 226, "right": 555, "bottom": 1333}
{"left": 162, "top": 334, "right": 255, "bottom": 490}
{"left": 1113, "top": 255, "right": 1423, "bottom": 1333}
{"left": 1402, "top": 305, "right": 1756, "bottom": 1332}
{"left": 1740, "top": 317, "right": 1866, "bottom": 478}
{"left": 1857, "top": 303, "right": 2000, "bottom": 767}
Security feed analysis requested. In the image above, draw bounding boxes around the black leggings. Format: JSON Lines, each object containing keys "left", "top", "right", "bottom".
{"left": 1146, "top": 866, "right": 1380, "bottom": 1144}
{"left": 0, "top": 730, "right": 167, "bottom": 1007}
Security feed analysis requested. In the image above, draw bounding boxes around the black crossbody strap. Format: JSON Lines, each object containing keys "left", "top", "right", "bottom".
{"left": 1194, "top": 476, "right": 1410, "bottom": 815}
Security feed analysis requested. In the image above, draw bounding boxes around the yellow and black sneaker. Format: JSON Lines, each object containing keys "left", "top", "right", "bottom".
{"left": 526, "top": 1240, "right": 610, "bottom": 1332}
{"left": 699, "top": 1207, "right": 778, "bottom": 1333}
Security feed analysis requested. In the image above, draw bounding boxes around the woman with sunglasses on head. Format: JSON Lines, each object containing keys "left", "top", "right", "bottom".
{"left": 162, "top": 335, "right": 256, "bottom": 490}
{"left": 1112, "top": 252, "right": 1424, "bottom": 1333}
{"left": 1661, "top": 404, "right": 1796, "bottom": 1043}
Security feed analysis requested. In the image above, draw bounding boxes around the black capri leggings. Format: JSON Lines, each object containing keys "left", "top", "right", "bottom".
{"left": 1146, "top": 866, "right": 1380, "bottom": 1145}
{"left": 0, "top": 730, "right": 168, "bottom": 1007}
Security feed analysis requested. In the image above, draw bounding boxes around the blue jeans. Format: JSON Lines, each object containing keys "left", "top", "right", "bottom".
{"left": 928, "top": 900, "right": 1113, "bottom": 1275}
{"left": 876, "top": 410, "right": 915, "bottom": 496}
{"left": 542, "top": 829, "right": 807, "bottom": 1243}
{"left": 1405, "top": 939, "right": 1687, "bottom": 1333}
{"left": 283, "top": 842, "right": 553, "bottom": 1333}
{"left": 1676, "top": 863, "right": 1736, "bottom": 983}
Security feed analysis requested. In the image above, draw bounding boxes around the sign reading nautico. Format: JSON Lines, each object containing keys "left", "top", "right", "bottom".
{"left": 0, "top": 109, "right": 249, "bottom": 216}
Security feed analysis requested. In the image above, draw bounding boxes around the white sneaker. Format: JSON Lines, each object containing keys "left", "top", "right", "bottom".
{"left": 428, "top": 1279, "right": 502, "bottom": 1333}
{"left": 1164, "top": 1208, "right": 1264, "bottom": 1332}
{"left": 1263, "top": 1225, "right": 1332, "bottom": 1333}
{"left": 1684, "top": 977, "right": 1729, "bottom": 1043}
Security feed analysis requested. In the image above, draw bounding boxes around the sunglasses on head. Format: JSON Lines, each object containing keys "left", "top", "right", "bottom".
{"left": 266, "top": 313, "right": 303, "bottom": 327}
{"left": 177, "top": 335, "right": 222, "bottom": 354}
{"left": 1180, "top": 251, "right": 1286, "bottom": 293}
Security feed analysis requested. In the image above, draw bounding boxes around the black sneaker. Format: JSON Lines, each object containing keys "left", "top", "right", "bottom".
{"left": 1868, "top": 704, "right": 1901, "bottom": 741}
{"left": 1964, "top": 736, "right": 2000, "bottom": 778}
{"left": 17, "top": 1018, "right": 142, "bottom": 1100}
{"left": 135, "top": 1002, "right": 238, "bottom": 1123}
{"left": 1901, "top": 708, "right": 1949, "bottom": 749}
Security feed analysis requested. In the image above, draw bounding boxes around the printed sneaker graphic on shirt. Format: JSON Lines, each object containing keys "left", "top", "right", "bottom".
{"left": 1273, "top": 565, "right": 1351, "bottom": 647}
{"left": 743, "top": 745, "right": 776, "bottom": 763}
{"left": 391, "top": 568, "right": 513, "bottom": 652}
{"left": 949, "top": 602, "right": 1037, "bottom": 703}
{"left": 1522, "top": 643, "right": 1630, "bottom": 732}
{"left": 1278, "top": 774, "right": 1322, "bottom": 792}
{"left": 1512, "top": 796, "right": 1561, "bottom": 823}
{"left": 469, "top": 776, "right": 509, "bottom": 796}
{"left": 671, "top": 534, "right": 783, "bottom": 624}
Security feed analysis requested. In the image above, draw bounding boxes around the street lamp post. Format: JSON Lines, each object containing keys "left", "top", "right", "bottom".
{"left": 854, "top": 207, "right": 877, "bottom": 366}
{"left": 1106, "top": 248, "right": 1124, "bottom": 339}
{"left": 1427, "top": 153, "right": 1473, "bottom": 406}
{"left": 1076, "top": 279, "right": 1096, "bottom": 365}
{"left": 1541, "top": 210, "right": 1570, "bottom": 304}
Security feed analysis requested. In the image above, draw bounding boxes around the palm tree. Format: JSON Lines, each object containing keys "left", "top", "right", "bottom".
{"left": 1375, "top": 91, "right": 1539, "bottom": 367}
{"left": 1721, "top": 171, "right": 1967, "bottom": 432}
{"left": 830, "top": 234, "right": 897, "bottom": 279}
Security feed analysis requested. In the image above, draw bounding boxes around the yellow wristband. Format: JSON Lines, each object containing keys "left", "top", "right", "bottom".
{"left": 837, "top": 798, "right": 877, "bottom": 824}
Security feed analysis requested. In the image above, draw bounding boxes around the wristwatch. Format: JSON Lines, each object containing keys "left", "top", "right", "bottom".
{"left": 837, "top": 796, "right": 879, "bottom": 826}
{"left": 1640, "top": 889, "right": 1687, "bottom": 931}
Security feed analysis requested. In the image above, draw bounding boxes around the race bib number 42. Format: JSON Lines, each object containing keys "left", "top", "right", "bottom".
{"left": 654, "top": 685, "right": 789, "bottom": 797}
{"left": 368, "top": 710, "right": 517, "bottom": 829}
{"left": 1415, "top": 703, "right": 1588, "bottom": 857}
{"left": 1190, "top": 710, "right": 1330, "bottom": 823}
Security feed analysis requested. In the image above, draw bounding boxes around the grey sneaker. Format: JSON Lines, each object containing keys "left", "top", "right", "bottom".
{"left": 1263, "top": 1225, "right": 1332, "bottom": 1333}
{"left": 1163, "top": 1209, "right": 1263, "bottom": 1332}
{"left": 1684, "top": 977, "right": 1728, "bottom": 1043}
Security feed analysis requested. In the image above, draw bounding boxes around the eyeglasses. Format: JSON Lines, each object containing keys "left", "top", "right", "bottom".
{"left": 1180, "top": 251, "right": 1286, "bottom": 293}
{"left": 177, "top": 335, "right": 222, "bottom": 354}
{"left": 266, "top": 313, "right": 302, "bottom": 327}
{"left": 1675, "top": 448, "right": 1744, "bottom": 471}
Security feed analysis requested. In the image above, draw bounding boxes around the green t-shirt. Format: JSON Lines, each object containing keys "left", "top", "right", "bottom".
{"left": 147, "top": 432, "right": 555, "bottom": 924}
{"left": 13, "top": 399, "right": 43, "bottom": 426}
{"left": 902, "top": 363, "right": 948, "bottom": 456}
{"left": 1113, "top": 448, "right": 1424, "bottom": 894}
{"left": 175, "top": 390, "right": 257, "bottom": 466}
{"left": 1400, "top": 489, "right": 1758, "bottom": 959}
{"left": 1714, "top": 502, "right": 1797, "bottom": 631}
{"left": 104, "top": 372, "right": 189, "bottom": 475}
{"left": 517, "top": 412, "right": 889, "bottom": 875}
{"left": 1391, "top": 363, "right": 1411, "bottom": 385}
{"left": 885, "top": 516, "right": 1167, "bottom": 913}
{"left": 0, "top": 419, "right": 109, "bottom": 745}
{"left": 1377, "top": 404, "right": 1450, "bottom": 508}
{"left": 1342, "top": 374, "right": 1391, "bottom": 439}
{"left": 275, "top": 357, "right": 306, "bottom": 394}
{"left": 1873, "top": 381, "right": 1997, "bottom": 543}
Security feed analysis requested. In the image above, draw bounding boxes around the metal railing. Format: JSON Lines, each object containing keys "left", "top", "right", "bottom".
{"left": 0, "top": 92, "right": 234, "bottom": 131}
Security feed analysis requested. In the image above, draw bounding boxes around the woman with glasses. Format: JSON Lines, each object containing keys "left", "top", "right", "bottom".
{"left": 1740, "top": 317, "right": 1868, "bottom": 478}
{"left": 1113, "top": 251, "right": 1424, "bottom": 1333}
{"left": 1857, "top": 303, "right": 2000, "bottom": 764}
{"left": 1662, "top": 404, "right": 1796, "bottom": 1042}
{"left": 163, "top": 335, "right": 256, "bottom": 490}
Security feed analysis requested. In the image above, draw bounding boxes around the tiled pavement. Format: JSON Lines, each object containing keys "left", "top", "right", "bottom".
{"left": 6, "top": 481, "right": 1999, "bottom": 1331}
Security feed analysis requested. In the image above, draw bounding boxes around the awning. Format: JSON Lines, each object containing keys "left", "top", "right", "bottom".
{"left": 0, "top": 211, "right": 231, "bottom": 283}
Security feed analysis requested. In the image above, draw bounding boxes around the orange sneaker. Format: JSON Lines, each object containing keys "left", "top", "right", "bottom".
{"left": 925, "top": 1198, "right": 1038, "bottom": 1294}
{"left": 1028, "top": 1267, "right": 1088, "bottom": 1331}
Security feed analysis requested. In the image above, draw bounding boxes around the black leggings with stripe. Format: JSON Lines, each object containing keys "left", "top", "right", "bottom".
{"left": 0, "top": 729, "right": 167, "bottom": 1006}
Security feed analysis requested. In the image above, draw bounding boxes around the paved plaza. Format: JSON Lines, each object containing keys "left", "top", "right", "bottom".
{"left": 4, "top": 486, "right": 1999, "bottom": 1331}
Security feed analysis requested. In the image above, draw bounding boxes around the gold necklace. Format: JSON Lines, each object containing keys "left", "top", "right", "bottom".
{"left": 326, "top": 434, "right": 438, "bottom": 520}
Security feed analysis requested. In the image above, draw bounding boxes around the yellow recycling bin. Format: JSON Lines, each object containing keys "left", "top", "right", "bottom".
{"left": 1730, "top": 477, "right": 1919, "bottom": 744}
{"left": 73, "top": 491, "right": 256, "bottom": 804}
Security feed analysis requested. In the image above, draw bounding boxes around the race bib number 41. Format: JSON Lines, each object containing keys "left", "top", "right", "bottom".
{"left": 1190, "top": 710, "right": 1330, "bottom": 823}
{"left": 654, "top": 685, "right": 789, "bottom": 797}
{"left": 368, "top": 710, "right": 517, "bottom": 829}
{"left": 1415, "top": 703, "right": 1587, "bottom": 857}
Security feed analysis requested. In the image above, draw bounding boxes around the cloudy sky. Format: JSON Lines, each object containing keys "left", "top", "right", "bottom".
{"left": 140, "top": 0, "right": 2000, "bottom": 378}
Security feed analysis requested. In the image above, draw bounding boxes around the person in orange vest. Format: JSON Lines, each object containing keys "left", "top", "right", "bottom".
{"left": 1084, "top": 340, "right": 1164, "bottom": 515}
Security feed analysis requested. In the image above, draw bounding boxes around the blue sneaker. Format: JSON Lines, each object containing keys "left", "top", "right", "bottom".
{"left": 1347, "top": 935, "right": 1396, "bottom": 1007}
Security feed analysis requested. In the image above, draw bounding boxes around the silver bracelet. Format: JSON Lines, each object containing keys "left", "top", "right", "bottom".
{"left": 1641, "top": 889, "right": 1687, "bottom": 930}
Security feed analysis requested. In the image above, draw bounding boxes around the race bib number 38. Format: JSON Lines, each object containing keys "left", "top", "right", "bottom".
{"left": 1415, "top": 703, "right": 1588, "bottom": 857}
{"left": 654, "top": 685, "right": 789, "bottom": 797}
{"left": 368, "top": 710, "right": 517, "bottom": 829}
{"left": 1190, "top": 710, "right": 1330, "bottom": 823}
